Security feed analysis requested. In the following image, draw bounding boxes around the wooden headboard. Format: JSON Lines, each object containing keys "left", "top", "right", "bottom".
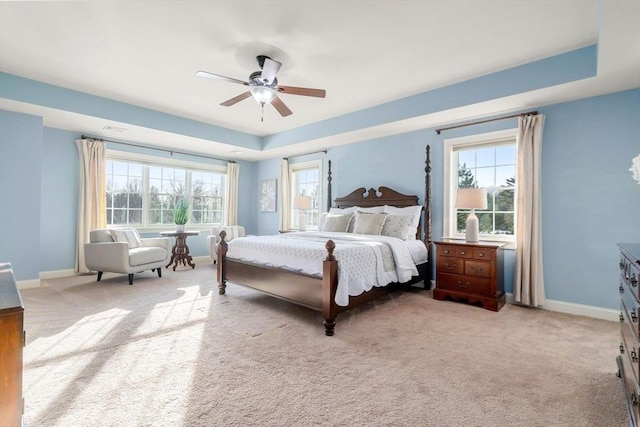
{"left": 325, "top": 145, "right": 432, "bottom": 255}
{"left": 333, "top": 186, "right": 418, "bottom": 209}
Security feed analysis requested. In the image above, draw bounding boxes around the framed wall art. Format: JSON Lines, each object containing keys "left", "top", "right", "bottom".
{"left": 260, "top": 179, "right": 277, "bottom": 212}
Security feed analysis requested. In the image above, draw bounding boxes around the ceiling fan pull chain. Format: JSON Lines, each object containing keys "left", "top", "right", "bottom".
{"left": 261, "top": 104, "right": 264, "bottom": 122}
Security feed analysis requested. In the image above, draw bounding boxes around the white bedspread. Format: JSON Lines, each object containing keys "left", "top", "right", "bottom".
{"left": 225, "top": 231, "right": 420, "bottom": 306}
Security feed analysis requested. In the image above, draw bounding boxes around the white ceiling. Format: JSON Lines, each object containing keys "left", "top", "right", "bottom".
{"left": 0, "top": 1, "right": 639, "bottom": 160}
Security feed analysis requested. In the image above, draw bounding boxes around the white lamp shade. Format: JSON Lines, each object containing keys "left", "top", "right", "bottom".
{"left": 250, "top": 86, "right": 277, "bottom": 105}
{"left": 294, "top": 195, "right": 312, "bottom": 210}
{"left": 455, "top": 188, "right": 487, "bottom": 210}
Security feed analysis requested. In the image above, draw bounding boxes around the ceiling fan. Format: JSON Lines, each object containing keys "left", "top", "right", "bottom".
{"left": 196, "top": 55, "right": 326, "bottom": 121}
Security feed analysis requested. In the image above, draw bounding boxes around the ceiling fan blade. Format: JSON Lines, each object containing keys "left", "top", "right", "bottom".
{"left": 220, "top": 91, "right": 252, "bottom": 107}
{"left": 195, "top": 70, "right": 248, "bottom": 86}
{"left": 271, "top": 96, "right": 293, "bottom": 117}
{"left": 260, "top": 58, "right": 282, "bottom": 84}
{"left": 277, "top": 85, "right": 326, "bottom": 98}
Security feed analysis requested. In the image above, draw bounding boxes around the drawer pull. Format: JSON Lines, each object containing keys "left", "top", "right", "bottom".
{"left": 471, "top": 266, "right": 484, "bottom": 273}
{"left": 632, "top": 311, "right": 638, "bottom": 323}
{"left": 443, "top": 249, "right": 450, "bottom": 254}
{"left": 460, "top": 251, "right": 466, "bottom": 255}
{"left": 478, "top": 253, "right": 485, "bottom": 257}
{"left": 620, "top": 313, "right": 625, "bottom": 323}
{"left": 631, "top": 350, "right": 638, "bottom": 363}
{"left": 446, "top": 263, "right": 457, "bottom": 270}
{"left": 631, "top": 274, "right": 638, "bottom": 287}
{"left": 620, "top": 343, "right": 625, "bottom": 354}
{"left": 632, "top": 392, "right": 638, "bottom": 406}
{"left": 620, "top": 260, "right": 625, "bottom": 269}
{"left": 619, "top": 285, "right": 625, "bottom": 294}
{"left": 457, "top": 281, "right": 469, "bottom": 289}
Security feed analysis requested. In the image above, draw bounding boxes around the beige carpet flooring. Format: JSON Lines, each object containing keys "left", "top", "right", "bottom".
{"left": 20, "top": 264, "right": 628, "bottom": 426}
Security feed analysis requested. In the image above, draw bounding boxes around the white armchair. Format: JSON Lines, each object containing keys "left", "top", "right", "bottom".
{"left": 84, "top": 229, "right": 171, "bottom": 285}
{"left": 207, "top": 225, "right": 246, "bottom": 263}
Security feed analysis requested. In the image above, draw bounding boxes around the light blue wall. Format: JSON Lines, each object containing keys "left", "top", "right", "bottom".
{"left": 1, "top": 86, "right": 638, "bottom": 309}
{"left": 0, "top": 110, "right": 42, "bottom": 281}
{"left": 40, "top": 127, "right": 79, "bottom": 271}
{"left": 254, "top": 89, "right": 640, "bottom": 309}
{"left": 0, "top": 112, "right": 258, "bottom": 279}
{"left": 540, "top": 90, "right": 640, "bottom": 307}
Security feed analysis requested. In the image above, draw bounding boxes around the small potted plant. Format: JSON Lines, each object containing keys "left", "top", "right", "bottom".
{"left": 173, "top": 199, "right": 190, "bottom": 232}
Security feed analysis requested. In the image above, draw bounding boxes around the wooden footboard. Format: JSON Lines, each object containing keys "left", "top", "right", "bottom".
{"left": 217, "top": 231, "right": 340, "bottom": 335}
{"left": 216, "top": 231, "right": 428, "bottom": 336}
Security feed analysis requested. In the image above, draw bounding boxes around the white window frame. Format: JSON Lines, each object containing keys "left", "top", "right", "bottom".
{"left": 443, "top": 128, "right": 517, "bottom": 244}
{"left": 289, "top": 159, "right": 323, "bottom": 231}
{"left": 106, "top": 150, "right": 227, "bottom": 232}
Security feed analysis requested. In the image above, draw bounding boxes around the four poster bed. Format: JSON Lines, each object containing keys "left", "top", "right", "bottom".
{"left": 217, "top": 145, "right": 432, "bottom": 336}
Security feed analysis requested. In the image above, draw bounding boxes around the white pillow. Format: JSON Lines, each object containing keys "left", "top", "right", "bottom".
{"left": 321, "top": 214, "right": 354, "bottom": 232}
{"left": 383, "top": 205, "right": 422, "bottom": 240}
{"left": 352, "top": 212, "right": 388, "bottom": 235}
{"left": 110, "top": 229, "right": 143, "bottom": 249}
{"left": 355, "top": 206, "right": 385, "bottom": 213}
{"left": 381, "top": 215, "right": 415, "bottom": 240}
{"left": 318, "top": 212, "right": 329, "bottom": 231}
{"left": 329, "top": 207, "right": 355, "bottom": 214}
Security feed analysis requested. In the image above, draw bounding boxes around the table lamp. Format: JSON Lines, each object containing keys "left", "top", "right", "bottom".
{"left": 455, "top": 188, "right": 487, "bottom": 243}
{"left": 294, "top": 195, "right": 312, "bottom": 231}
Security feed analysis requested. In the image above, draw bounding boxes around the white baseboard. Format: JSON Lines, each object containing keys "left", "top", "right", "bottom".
{"left": 505, "top": 293, "right": 619, "bottom": 322}
{"left": 40, "top": 269, "right": 77, "bottom": 280}
{"left": 17, "top": 278, "right": 41, "bottom": 289}
{"left": 193, "top": 255, "right": 214, "bottom": 265}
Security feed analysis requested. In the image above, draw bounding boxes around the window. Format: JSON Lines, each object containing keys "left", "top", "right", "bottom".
{"left": 289, "top": 160, "right": 322, "bottom": 230}
{"left": 444, "top": 129, "right": 517, "bottom": 242}
{"left": 105, "top": 151, "right": 226, "bottom": 229}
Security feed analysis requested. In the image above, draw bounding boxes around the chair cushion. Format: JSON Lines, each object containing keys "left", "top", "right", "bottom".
{"left": 110, "top": 229, "right": 143, "bottom": 249}
{"left": 90, "top": 229, "right": 115, "bottom": 243}
{"left": 129, "top": 247, "right": 167, "bottom": 267}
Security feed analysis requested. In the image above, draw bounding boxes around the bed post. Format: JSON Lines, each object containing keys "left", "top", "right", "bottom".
{"left": 216, "top": 230, "right": 227, "bottom": 295}
{"left": 327, "top": 160, "right": 332, "bottom": 211}
{"left": 424, "top": 145, "right": 432, "bottom": 287}
{"left": 322, "top": 239, "right": 339, "bottom": 336}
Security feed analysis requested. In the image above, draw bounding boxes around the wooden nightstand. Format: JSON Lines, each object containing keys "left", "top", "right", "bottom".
{"left": 433, "top": 240, "right": 505, "bottom": 311}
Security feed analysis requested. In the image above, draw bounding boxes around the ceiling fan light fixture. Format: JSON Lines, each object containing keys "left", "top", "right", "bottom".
{"left": 249, "top": 85, "right": 277, "bottom": 105}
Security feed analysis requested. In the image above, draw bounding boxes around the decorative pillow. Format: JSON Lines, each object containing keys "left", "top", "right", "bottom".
{"left": 329, "top": 207, "right": 356, "bottom": 232}
{"left": 110, "top": 229, "right": 143, "bottom": 249}
{"left": 383, "top": 205, "right": 422, "bottom": 240}
{"left": 321, "top": 214, "right": 353, "bottom": 232}
{"left": 352, "top": 212, "right": 388, "bottom": 235}
{"left": 381, "top": 215, "right": 415, "bottom": 240}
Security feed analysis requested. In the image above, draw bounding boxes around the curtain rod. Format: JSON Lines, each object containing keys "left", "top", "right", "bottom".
{"left": 82, "top": 135, "right": 236, "bottom": 163}
{"left": 283, "top": 149, "right": 327, "bottom": 160}
{"left": 434, "top": 110, "right": 538, "bottom": 135}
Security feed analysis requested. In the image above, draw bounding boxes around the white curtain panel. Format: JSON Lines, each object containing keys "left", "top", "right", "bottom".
{"left": 279, "top": 159, "right": 291, "bottom": 231}
{"left": 75, "top": 138, "right": 106, "bottom": 273}
{"left": 515, "top": 114, "right": 546, "bottom": 307}
{"left": 224, "top": 161, "right": 239, "bottom": 226}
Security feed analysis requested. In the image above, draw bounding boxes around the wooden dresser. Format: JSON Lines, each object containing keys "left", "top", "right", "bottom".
{"left": 0, "top": 263, "right": 24, "bottom": 427}
{"left": 433, "top": 240, "right": 505, "bottom": 311}
{"left": 617, "top": 243, "right": 640, "bottom": 427}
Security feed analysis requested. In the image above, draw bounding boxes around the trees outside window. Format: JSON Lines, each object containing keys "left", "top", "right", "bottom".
{"left": 289, "top": 160, "right": 322, "bottom": 230}
{"left": 105, "top": 152, "right": 226, "bottom": 229}
{"left": 444, "top": 129, "right": 517, "bottom": 242}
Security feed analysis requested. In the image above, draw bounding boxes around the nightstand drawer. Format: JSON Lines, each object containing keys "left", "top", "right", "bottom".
{"left": 471, "top": 249, "right": 495, "bottom": 261}
{"left": 437, "top": 273, "right": 490, "bottom": 296}
{"left": 438, "top": 245, "right": 456, "bottom": 257}
{"left": 465, "top": 260, "right": 492, "bottom": 278}
{"left": 437, "top": 257, "right": 464, "bottom": 274}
